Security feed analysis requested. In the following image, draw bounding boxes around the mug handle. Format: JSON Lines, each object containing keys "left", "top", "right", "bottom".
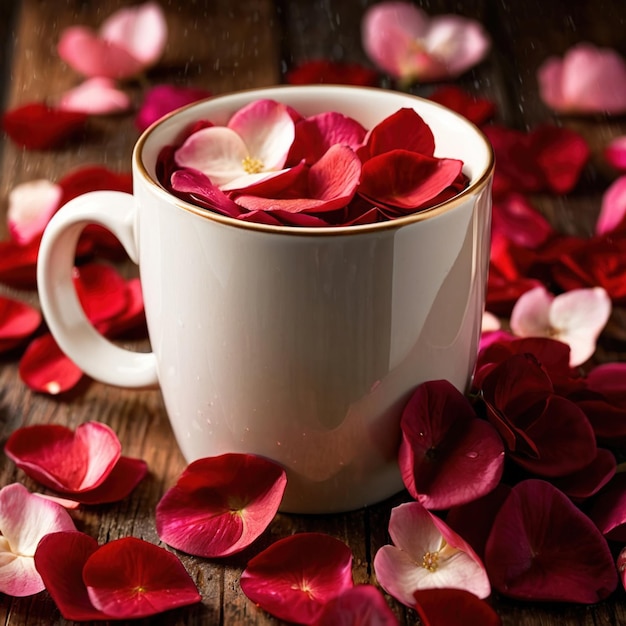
{"left": 37, "top": 190, "right": 159, "bottom": 388}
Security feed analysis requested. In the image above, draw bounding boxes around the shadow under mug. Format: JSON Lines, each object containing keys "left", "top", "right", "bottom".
{"left": 37, "top": 85, "right": 494, "bottom": 514}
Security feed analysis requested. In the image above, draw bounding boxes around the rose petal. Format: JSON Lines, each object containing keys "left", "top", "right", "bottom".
{"left": 286, "top": 60, "right": 379, "bottom": 87}
{"left": 171, "top": 168, "right": 243, "bottom": 217}
{"left": 83, "top": 537, "right": 201, "bottom": 618}
{"left": 413, "top": 588, "right": 501, "bottom": 626}
{"left": 491, "top": 193, "right": 553, "bottom": 249}
{"left": 5, "top": 422, "right": 121, "bottom": 494}
{"left": 358, "top": 150, "right": 463, "bottom": 210}
{"left": 19, "top": 333, "right": 85, "bottom": 395}
{"left": 0, "top": 484, "right": 76, "bottom": 597}
{"left": 240, "top": 533, "right": 354, "bottom": 624}
{"left": 7, "top": 179, "right": 62, "bottom": 245}
{"left": 374, "top": 502, "right": 490, "bottom": 606}
{"left": 0, "top": 239, "right": 41, "bottom": 289}
{"left": 605, "top": 136, "right": 626, "bottom": 171}
{"left": 312, "top": 585, "right": 398, "bottom": 626}
{"left": 589, "top": 473, "right": 626, "bottom": 541}
{"left": 100, "top": 1, "right": 167, "bottom": 66}
{"left": 136, "top": 84, "right": 212, "bottom": 131}
{"left": 1, "top": 102, "right": 88, "bottom": 149}
{"left": 58, "top": 77, "right": 131, "bottom": 114}
{"left": 34, "top": 531, "right": 106, "bottom": 620}
{"left": 485, "top": 479, "right": 617, "bottom": 603}
{"left": 428, "top": 85, "right": 496, "bottom": 126}
{"left": 73, "top": 263, "right": 129, "bottom": 325}
{"left": 597, "top": 175, "right": 626, "bottom": 235}
{"left": 0, "top": 297, "right": 41, "bottom": 353}
{"left": 156, "top": 453, "right": 286, "bottom": 558}
{"left": 58, "top": 26, "right": 145, "bottom": 79}
{"left": 399, "top": 380, "right": 504, "bottom": 509}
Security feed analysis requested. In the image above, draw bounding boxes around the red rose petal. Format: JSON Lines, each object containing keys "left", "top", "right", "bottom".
{"left": 1, "top": 102, "right": 88, "bottom": 150}
{"left": 73, "top": 263, "right": 129, "bottom": 325}
{"left": 285, "top": 59, "right": 379, "bottom": 87}
{"left": 589, "top": 473, "right": 626, "bottom": 541}
{"left": 0, "top": 238, "right": 42, "bottom": 289}
{"left": 170, "top": 168, "right": 243, "bottom": 217}
{"left": 363, "top": 107, "right": 435, "bottom": 159}
{"left": 83, "top": 537, "right": 201, "bottom": 619}
{"left": 58, "top": 164, "right": 133, "bottom": 206}
{"left": 19, "top": 333, "right": 85, "bottom": 395}
{"left": 69, "top": 456, "right": 148, "bottom": 505}
{"left": 98, "top": 277, "right": 147, "bottom": 338}
{"left": 399, "top": 380, "right": 504, "bottom": 509}
{"left": 358, "top": 150, "right": 463, "bottom": 211}
{"left": 0, "top": 296, "right": 41, "bottom": 352}
{"left": 34, "top": 531, "right": 107, "bottom": 621}
{"left": 313, "top": 585, "right": 397, "bottom": 626}
{"left": 240, "top": 532, "right": 354, "bottom": 624}
{"left": 485, "top": 479, "right": 617, "bottom": 603}
{"left": 156, "top": 453, "right": 286, "bottom": 558}
{"left": 428, "top": 85, "right": 496, "bottom": 126}
{"left": 491, "top": 193, "right": 554, "bottom": 249}
{"left": 550, "top": 447, "right": 615, "bottom": 501}
{"left": 5, "top": 421, "right": 121, "bottom": 494}
{"left": 413, "top": 588, "right": 501, "bottom": 626}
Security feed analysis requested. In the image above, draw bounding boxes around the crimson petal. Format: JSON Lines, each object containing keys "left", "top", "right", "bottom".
{"left": 399, "top": 380, "right": 504, "bottom": 509}
{"left": 313, "top": 585, "right": 398, "bottom": 626}
{"left": 171, "top": 168, "right": 243, "bottom": 217}
{"left": 4, "top": 422, "right": 120, "bottom": 494}
{"left": 428, "top": 85, "right": 496, "bottom": 126}
{"left": 0, "top": 238, "right": 42, "bottom": 289}
{"left": 156, "top": 453, "right": 286, "bottom": 558}
{"left": 0, "top": 296, "right": 41, "bottom": 352}
{"left": 363, "top": 108, "right": 435, "bottom": 158}
{"left": 413, "top": 588, "right": 501, "bottom": 626}
{"left": 34, "top": 531, "right": 107, "bottom": 621}
{"left": 1, "top": 102, "right": 88, "bottom": 150}
{"left": 73, "top": 263, "right": 129, "bottom": 325}
{"left": 240, "top": 532, "right": 354, "bottom": 624}
{"left": 550, "top": 447, "right": 615, "bottom": 501}
{"left": 19, "top": 333, "right": 84, "bottom": 395}
{"left": 285, "top": 59, "right": 379, "bottom": 87}
{"left": 589, "top": 473, "right": 626, "bottom": 541}
{"left": 83, "top": 537, "right": 201, "bottom": 618}
{"left": 358, "top": 150, "right": 463, "bottom": 211}
{"left": 485, "top": 479, "right": 617, "bottom": 603}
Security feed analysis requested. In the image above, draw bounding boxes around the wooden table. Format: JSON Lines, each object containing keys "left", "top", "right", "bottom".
{"left": 1, "top": 1, "right": 626, "bottom": 624}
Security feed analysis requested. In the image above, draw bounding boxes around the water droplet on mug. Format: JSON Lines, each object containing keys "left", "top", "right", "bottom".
{"left": 276, "top": 441, "right": 282, "bottom": 446}
{"left": 466, "top": 451, "right": 479, "bottom": 459}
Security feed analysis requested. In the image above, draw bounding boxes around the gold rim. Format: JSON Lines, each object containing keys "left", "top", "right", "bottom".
{"left": 134, "top": 85, "right": 495, "bottom": 237}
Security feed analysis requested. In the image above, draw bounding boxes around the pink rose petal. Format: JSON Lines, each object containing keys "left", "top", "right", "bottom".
{"left": 399, "top": 380, "right": 504, "bottom": 509}
{"left": 538, "top": 42, "right": 626, "bottom": 115}
{"left": 485, "top": 479, "right": 617, "bottom": 603}
{"left": 100, "top": 1, "right": 167, "bottom": 66}
{"left": 0, "top": 483, "right": 76, "bottom": 597}
{"left": 59, "top": 77, "right": 131, "bottom": 114}
{"left": 136, "top": 84, "right": 212, "bottom": 131}
{"left": 240, "top": 533, "right": 354, "bottom": 624}
{"left": 605, "top": 136, "right": 626, "bottom": 171}
{"left": 597, "top": 175, "right": 626, "bottom": 235}
{"left": 373, "top": 501, "right": 490, "bottom": 606}
{"left": 156, "top": 453, "right": 286, "bottom": 558}
{"left": 7, "top": 179, "right": 62, "bottom": 244}
{"left": 171, "top": 168, "right": 243, "bottom": 218}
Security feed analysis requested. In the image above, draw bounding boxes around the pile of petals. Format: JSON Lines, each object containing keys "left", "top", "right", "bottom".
{"left": 158, "top": 98, "right": 469, "bottom": 227}
{"left": 5, "top": 421, "right": 147, "bottom": 504}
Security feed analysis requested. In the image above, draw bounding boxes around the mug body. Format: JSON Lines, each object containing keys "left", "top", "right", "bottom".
{"left": 134, "top": 86, "right": 493, "bottom": 513}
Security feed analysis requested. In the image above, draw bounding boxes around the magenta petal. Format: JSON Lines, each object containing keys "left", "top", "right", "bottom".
{"left": 597, "top": 175, "right": 626, "bottom": 235}
{"left": 589, "top": 473, "right": 626, "bottom": 541}
{"left": 399, "top": 380, "right": 504, "bottom": 509}
{"left": 485, "top": 479, "right": 617, "bottom": 603}
{"left": 240, "top": 533, "right": 354, "bottom": 624}
{"left": 5, "top": 421, "right": 121, "bottom": 494}
{"left": 413, "top": 588, "right": 501, "bottom": 626}
{"left": 312, "top": 585, "right": 398, "bottom": 626}
{"left": 34, "top": 531, "right": 106, "bottom": 621}
{"left": 136, "top": 84, "right": 212, "bottom": 131}
{"left": 156, "top": 453, "right": 286, "bottom": 558}
{"left": 171, "top": 168, "right": 243, "bottom": 217}
{"left": 358, "top": 150, "right": 463, "bottom": 210}
{"left": 83, "top": 537, "right": 201, "bottom": 619}
{"left": 71, "top": 456, "right": 148, "bottom": 505}
{"left": 0, "top": 296, "right": 41, "bottom": 352}
{"left": 19, "top": 333, "right": 85, "bottom": 395}
{"left": 550, "top": 448, "right": 616, "bottom": 501}
{"left": 605, "top": 136, "right": 626, "bottom": 171}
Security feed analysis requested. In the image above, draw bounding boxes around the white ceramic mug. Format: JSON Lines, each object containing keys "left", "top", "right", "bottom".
{"left": 37, "top": 86, "right": 494, "bottom": 513}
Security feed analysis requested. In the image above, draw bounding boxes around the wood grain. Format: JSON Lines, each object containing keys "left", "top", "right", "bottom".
{"left": 1, "top": 1, "right": 626, "bottom": 624}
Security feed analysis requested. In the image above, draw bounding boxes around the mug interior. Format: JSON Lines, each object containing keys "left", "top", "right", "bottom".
{"left": 135, "top": 85, "right": 494, "bottom": 231}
